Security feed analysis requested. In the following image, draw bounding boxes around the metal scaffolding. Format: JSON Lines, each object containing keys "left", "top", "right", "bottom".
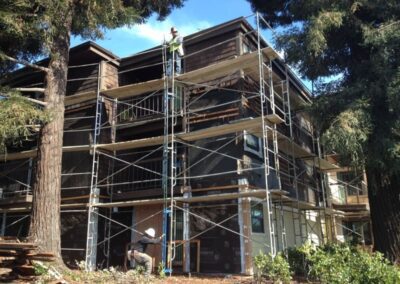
{"left": 0, "top": 13, "right": 369, "bottom": 275}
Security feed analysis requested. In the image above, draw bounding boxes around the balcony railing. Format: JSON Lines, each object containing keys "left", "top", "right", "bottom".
{"left": 329, "top": 179, "right": 368, "bottom": 206}
{"left": 118, "top": 93, "right": 164, "bottom": 123}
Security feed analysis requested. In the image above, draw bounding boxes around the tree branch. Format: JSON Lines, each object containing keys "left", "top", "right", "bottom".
{"left": 0, "top": 53, "right": 50, "bottom": 73}
{"left": 378, "top": 20, "right": 400, "bottom": 31}
{"left": 23, "top": 97, "right": 48, "bottom": 106}
{"left": 15, "top": 87, "right": 45, "bottom": 93}
{"left": 0, "top": 92, "right": 48, "bottom": 106}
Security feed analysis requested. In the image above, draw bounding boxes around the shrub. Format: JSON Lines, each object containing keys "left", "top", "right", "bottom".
{"left": 351, "top": 249, "right": 400, "bottom": 284}
{"left": 298, "top": 242, "right": 400, "bottom": 284}
{"left": 286, "top": 246, "right": 309, "bottom": 277}
{"left": 157, "top": 262, "right": 166, "bottom": 279}
{"left": 254, "top": 251, "right": 292, "bottom": 283}
{"left": 33, "top": 261, "right": 49, "bottom": 276}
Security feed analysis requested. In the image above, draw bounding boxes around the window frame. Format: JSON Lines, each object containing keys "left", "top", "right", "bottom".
{"left": 244, "top": 131, "right": 263, "bottom": 158}
{"left": 251, "top": 202, "right": 265, "bottom": 234}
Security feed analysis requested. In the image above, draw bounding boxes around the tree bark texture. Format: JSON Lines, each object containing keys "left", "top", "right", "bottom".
{"left": 28, "top": 11, "right": 72, "bottom": 260}
{"left": 367, "top": 170, "right": 400, "bottom": 263}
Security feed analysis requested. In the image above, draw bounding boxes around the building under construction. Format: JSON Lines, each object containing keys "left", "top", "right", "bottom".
{"left": 0, "top": 15, "right": 371, "bottom": 275}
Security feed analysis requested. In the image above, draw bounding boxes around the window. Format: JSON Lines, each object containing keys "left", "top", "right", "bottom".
{"left": 251, "top": 202, "right": 265, "bottom": 233}
{"left": 242, "top": 42, "right": 251, "bottom": 54}
{"left": 244, "top": 131, "right": 263, "bottom": 157}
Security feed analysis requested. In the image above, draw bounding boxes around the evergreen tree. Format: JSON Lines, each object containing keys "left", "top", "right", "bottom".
{"left": 0, "top": 91, "right": 48, "bottom": 154}
{"left": 247, "top": 0, "right": 400, "bottom": 262}
{"left": 0, "top": 0, "right": 184, "bottom": 262}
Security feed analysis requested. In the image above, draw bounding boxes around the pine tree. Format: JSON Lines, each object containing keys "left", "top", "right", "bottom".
{"left": 0, "top": 91, "right": 48, "bottom": 154}
{"left": 247, "top": 0, "right": 400, "bottom": 262}
{"left": 0, "top": 0, "right": 184, "bottom": 262}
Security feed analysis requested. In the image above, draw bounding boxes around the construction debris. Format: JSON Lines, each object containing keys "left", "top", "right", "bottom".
{"left": 0, "top": 236, "right": 55, "bottom": 280}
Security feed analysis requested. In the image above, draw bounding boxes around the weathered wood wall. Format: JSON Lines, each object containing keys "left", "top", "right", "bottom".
{"left": 185, "top": 31, "right": 238, "bottom": 72}
{"left": 66, "top": 64, "right": 99, "bottom": 95}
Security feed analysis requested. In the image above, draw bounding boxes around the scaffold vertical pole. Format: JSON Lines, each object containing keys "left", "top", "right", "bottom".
{"left": 85, "top": 62, "right": 103, "bottom": 271}
{"left": 161, "top": 42, "right": 169, "bottom": 272}
{"left": 256, "top": 12, "right": 276, "bottom": 257}
{"left": 162, "top": 44, "right": 177, "bottom": 275}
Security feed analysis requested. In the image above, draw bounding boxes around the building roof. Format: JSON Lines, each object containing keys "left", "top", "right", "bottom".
{"left": 119, "top": 17, "right": 312, "bottom": 101}
{"left": 2, "top": 41, "right": 120, "bottom": 87}
{"left": 1, "top": 17, "right": 312, "bottom": 101}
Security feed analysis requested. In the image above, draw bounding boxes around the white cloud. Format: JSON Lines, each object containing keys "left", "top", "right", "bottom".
{"left": 122, "top": 19, "right": 212, "bottom": 44}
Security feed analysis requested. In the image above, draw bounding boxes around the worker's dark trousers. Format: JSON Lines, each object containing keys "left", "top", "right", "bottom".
{"left": 133, "top": 251, "right": 152, "bottom": 276}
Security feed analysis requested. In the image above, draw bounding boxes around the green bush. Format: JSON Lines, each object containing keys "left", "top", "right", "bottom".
{"left": 254, "top": 252, "right": 292, "bottom": 283}
{"left": 286, "top": 246, "right": 309, "bottom": 277}
{"left": 157, "top": 262, "right": 166, "bottom": 279}
{"left": 297, "top": 242, "right": 400, "bottom": 284}
{"left": 33, "top": 262, "right": 49, "bottom": 276}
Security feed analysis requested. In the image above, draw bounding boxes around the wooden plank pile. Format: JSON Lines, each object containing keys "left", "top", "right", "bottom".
{"left": 0, "top": 236, "right": 55, "bottom": 279}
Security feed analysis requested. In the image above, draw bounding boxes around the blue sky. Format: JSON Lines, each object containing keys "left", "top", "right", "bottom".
{"left": 71, "top": 0, "right": 257, "bottom": 57}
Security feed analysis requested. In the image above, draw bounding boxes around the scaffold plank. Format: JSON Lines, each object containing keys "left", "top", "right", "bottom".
{"left": 0, "top": 145, "right": 91, "bottom": 161}
{"left": 303, "top": 156, "right": 339, "bottom": 171}
{"left": 96, "top": 117, "right": 265, "bottom": 151}
{"left": 1, "top": 117, "right": 335, "bottom": 172}
{"left": 0, "top": 150, "right": 37, "bottom": 161}
{"left": 65, "top": 90, "right": 97, "bottom": 106}
{"left": 102, "top": 78, "right": 164, "bottom": 99}
{"left": 101, "top": 48, "right": 278, "bottom": 100}
{"left": 265, "top": 114, "right": 285, "bottom": 124}
{"left": 0, "top": 118, "right": 264, "bottom": 160}
{"left": 0, "top": 203, "right": 87, "bottom": 213}
{"left": 278, "top": 196, "right": 325, "bottom": 210}
{"left": 177, "top": 48, "right": 276, "bottom": 84}
{"left": 0, "top": 195, "right": 32, "bottom": 205}
{"left": 93, "top": 189, "right": 283, "bottom": 208}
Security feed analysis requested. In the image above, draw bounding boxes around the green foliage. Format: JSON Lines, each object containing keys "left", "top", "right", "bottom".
{"left": 322, "top": 108, "right": 371, "bottom": 169}
{"left": 306, "top": 11, "right": 344, "bottom": 57}
{"left": 247, "top": 0, "right": 400, "bottom": 174}
{"left": 254, "top": 252, "right": 292, "bottom": 283}
{"left": 157, "top": 261, "right": 166, "bottom": 279}
{"left": 0, "top": 0, "right": 44, "bottom": 73}
{"left": 0, "top": 92, "right": 48, "bottom": 154}
{"left": 248, "top": 0, "right": 400, "bottom": 260}
{"left": 286, "top": 246, "right": 309, "bottom": 277}
{"left": 0, "top": 0, "right": 185, "bottom": 74}
{"left": 33, "top": 261, "right": 49, "bottom": 276}
{"left": 297, "top": 243, "right": 400, "bottom": 284}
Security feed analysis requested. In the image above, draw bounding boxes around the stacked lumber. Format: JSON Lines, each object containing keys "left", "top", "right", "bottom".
{"left": 0, "top": 236, "right": 55, "bottom": 278}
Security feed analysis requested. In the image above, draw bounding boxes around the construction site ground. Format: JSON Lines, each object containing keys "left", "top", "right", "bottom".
{"left": 0, "top": 267, "right": 314, "bottom": 283}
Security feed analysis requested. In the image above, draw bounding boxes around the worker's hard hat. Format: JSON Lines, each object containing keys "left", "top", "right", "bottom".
{"left": 170, "top": 27, "right": 178, "bottom": 34}
{"left": 145, "top": 228, "right": 156, "bottom": 238}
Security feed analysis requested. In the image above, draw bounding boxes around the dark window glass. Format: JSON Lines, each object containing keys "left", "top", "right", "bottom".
{"left": 251, "top": 203, "right": 264, "bottom": 233}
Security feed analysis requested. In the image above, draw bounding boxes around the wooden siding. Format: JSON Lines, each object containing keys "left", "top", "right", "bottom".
{"left": 61, "top": 152, "right": 92, "bottom": 201}
{"left": 101, "top": 61, "right": 119, "bottom": 90}
{"left": 66, "top": 64, "right": 99, "bottom": 95}
{"left": 185, "top": 31, "right": 239, "bottom": 72}
{"left": 119, "top": 55, "right": 163, "bottom": 86}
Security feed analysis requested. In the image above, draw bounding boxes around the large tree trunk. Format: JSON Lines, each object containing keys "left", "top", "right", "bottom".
{"left": 367, "top": 169, "right": 400, "bottom": 263}
{"left": 28, "top": 12, "right": 72, "bottom": 261}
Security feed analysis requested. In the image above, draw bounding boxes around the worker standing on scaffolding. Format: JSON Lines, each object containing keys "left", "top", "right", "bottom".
{"left": 126, "top": 228, "right": 164, "bottom": 276}
{"left": 166, "top": 27, "right": 184, "bottom": 76}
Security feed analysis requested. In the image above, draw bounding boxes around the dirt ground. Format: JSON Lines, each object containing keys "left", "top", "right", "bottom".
{"left": 0, "top": 267, "right": 263, "bottom": 283}
{"left": 1, "top": 267, "right": 309, "bottom": 283}
{"left": 153, "top": 274, "right": 254, "bottom": 283}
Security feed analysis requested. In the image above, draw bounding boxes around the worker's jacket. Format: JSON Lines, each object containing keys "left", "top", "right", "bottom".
{"left": 132, "top": 236, "right": 162, "bottom": 253}
{"left": 169, "top": 35, "right": 184, "bottom": 56}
